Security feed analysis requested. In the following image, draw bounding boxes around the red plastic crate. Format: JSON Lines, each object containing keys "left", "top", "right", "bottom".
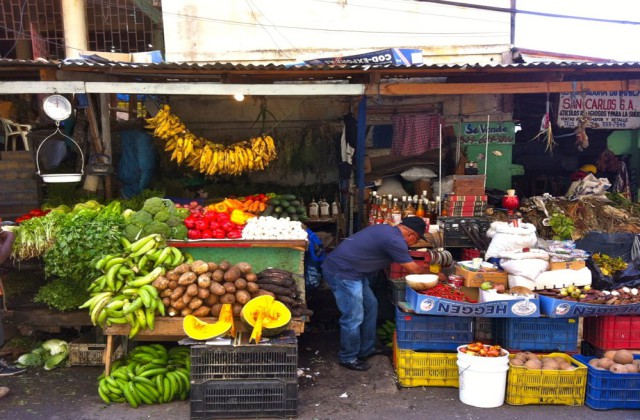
{"left": 462, "top": 248, "right": 481, "bottom": 261}
{"left": 583, "top": 315, "right": 640, "bottom": 350}
{"left": 387, "top": 250, "right": 431, "bottom": 280}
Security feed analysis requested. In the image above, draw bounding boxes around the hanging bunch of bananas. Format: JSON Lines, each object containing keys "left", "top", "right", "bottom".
{"left": 145, "top": 104, "right": 277, "bottom": 176}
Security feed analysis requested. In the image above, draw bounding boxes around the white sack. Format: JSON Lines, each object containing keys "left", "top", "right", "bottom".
{"left": 508, "top": 274, "right": 536, "bottom": 290}
{"left": 500, "top": 258, "right": 550, "bottom": 281}
{"left": 485, "top": 222, "right": 538, "bottom": 260}
{"left": 401, "top": 167, "right": 438, "bottom": 181}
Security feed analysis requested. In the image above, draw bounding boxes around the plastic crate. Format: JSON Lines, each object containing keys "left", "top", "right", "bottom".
{"left": 493, "top": 317, "right": 579, "bottom": 352}
{"left": 505, "top": 352, "right": 587, "bottom": 406}
{"left": 474, "top": 317, "right": 493, "bottom": 342}
{"left": 395, "top": 307, "right": 474, "bottom": 351}
{"left": 462, "top": 248, "right": 481, "bottom": 261}
{"left": 68, "top": 333, "right": 125, "bottom": 366}
{"left": 388, "top": 278, "right": 406, "bottom": 305}
{"left": 393, "top": 339, "right": 459, "bottom": 388}
{"left": 583, "top": 315, "right": 640, "bottom": 350}
{"left": 190, "top": 379, "right": 297, "bottom": 419}
{"left": 573, "top": 354, "right": 640, "bottom": 410}
{"left": 387, "top": 250, "right": 431, "bottom": 280}
{"left": 189, "top": 330, "right": 297, "bottom": 384}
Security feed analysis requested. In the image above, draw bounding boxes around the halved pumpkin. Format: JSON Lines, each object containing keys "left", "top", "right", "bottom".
{"left": 240, "top": 295, "right": 291, "bottom": 343}
{"left": 183, "top": 309, "right": 232, "bottom": 340}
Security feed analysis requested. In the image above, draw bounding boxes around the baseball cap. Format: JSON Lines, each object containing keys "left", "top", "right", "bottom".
{"left": 400, "top": 217, "right": 427, "bottom": 241}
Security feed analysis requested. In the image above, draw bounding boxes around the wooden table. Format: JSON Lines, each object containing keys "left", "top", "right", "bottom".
{"left": 101, "top": 316, "right": 306, "bottom": 375}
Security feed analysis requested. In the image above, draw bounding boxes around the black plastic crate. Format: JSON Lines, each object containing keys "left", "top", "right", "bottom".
{"left": 190, "top": 379, "right": 298, "bottom": 419}
{"left": 388, "top": 278, "right": 406, "bottom": 305}
{"left": 190, "top": 330, "right": 298, "bottom": 384}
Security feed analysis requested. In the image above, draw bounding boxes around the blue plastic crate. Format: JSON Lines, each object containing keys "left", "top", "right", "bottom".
{"left": 395, "top": 307, "right": 474, "bottom": 351}
{"left": 493, "top": 317, "right": 579, "bottom": 352}
{"left": 573, "top": 354, "right": 640, "bottom": 410}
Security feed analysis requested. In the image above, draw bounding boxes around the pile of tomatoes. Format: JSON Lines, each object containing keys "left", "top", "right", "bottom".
{"left": 459, "top": 342, "right": 505, "bottom": 357}
{"left": 15, "top": 208, "right": 51, "bottom": 223}
{"left": 183, "top": 210, "right": 244, "bottom": 240}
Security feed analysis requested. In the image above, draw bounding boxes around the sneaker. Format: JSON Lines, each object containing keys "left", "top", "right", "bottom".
{"left": 339, "top": 359, "right": 371, "bottom": 371}
{"left": 0, "top": 359, "right": 26, "bottom": 377}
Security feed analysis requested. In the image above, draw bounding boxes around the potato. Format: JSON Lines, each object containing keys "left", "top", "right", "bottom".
{"left": 186, "top": 283, "right": 199, "bottom": 297}
{"left": 589, "top": 358, "right": 601, "bottom": 368}
{"left": 210, "top": 303, "right": 223, "bottom": 317}
{"left": 235, "top": 289, "right": 251, "bottom": 305}
{"left": 207, "top": 262, "right": 218, "bottom": 272}
{"left": 599, "top": 358, "right": 614, "bottom": 370}
{"left": 191, "top": 260, "right": 209, "bottom": 275}
{"left": 218, "top": 260, "right": 231, "bottom": 271}
{"left": 553, "top": 356, "right": 566, "bottom": 365}
{"left": 510, "top": 358, "right": 524, "bottom": 367}
{"left": 173, "top": 263, "right": 191, "bottom": 275}
{"left": 212, "top": 269, "right": 225, "bottom": 283}
{"left": 188, "top": 297, "right": 203, "bottom": 310}
{"left": 152, "top": 276, "right": 170, "bottom": 291}
{"left": 604, "top": 350, "right": 617, "bottom": 360}
{"left": 162, "top": 297, "right": 171, "bottom": 307}
{"left": 160, "top": 288, "right": 173, "bottom": 298}
{"left": 168, "top": 280, "right": 179, "bottom": 290}
{"left": 178, "top": 271, "right": 197, "bottom": 286}
{"left": 614, "top": 349, "right": 634, "bottom": 365}
{"left": 624, "top": 363, "right": 639, "bottom": 373}
{"left": 246, "top": 282, "right": 260, "bottom": 293}
{"left": 255, "top": 289, "right": 275, "bottom": 298}
{"left": 245, "top": 273, "right": 258, "bottom": 282}
{"left": 224, "top": 267, "right": 242, "bottom": 283}
{"left": 180, "top": 307, "right": 193, "bottom": 316}
{"left": 182, "top": 293, "right": 192, "bottom": 305}
{"left": 232, "top": 303, "right": 243, "bottom": 316}
{"left": 170, "top": 286, "right": 186, "bottom": 301}
{"left": 234, "top": 278, "right": 247, "bottom": 290}
{"left": 197, "top": 273, "right": 212, "bottom": 289}
{"left": 223, "top": 282, "right": 237, "bottom": 294}
{"left": 235, "top": 262, "right": 253, "bottom": 274}
{"left": 192, "top": 306, "right": 211, "bottom": 317}
{"left": 209, "top": 282, "right": 226, "bottom": 296}
{"left": 541, "top": 360, "right": 559, "bottom": 370}
{"left": 171, "top": 298, "right": 186, "bottom": 310}
{"left": 610, "top": 363, "right": 627, "bottom": 373}
{"left": 197, "top": 287, "right": 211, "bottom": 300}
{"left": 219, "top": 293, "right": 236, "bottom": 304}
{"left": 524, "top": 359, "right": 542, "bottom": 370}
{"left": 204, "top": 293, "right": 219, "bottom": 306}
{"left": 166, "top": 270, "right": 180, "bottom": 282}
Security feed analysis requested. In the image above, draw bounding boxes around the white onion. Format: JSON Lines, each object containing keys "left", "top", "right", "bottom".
{"left": 241, "top": 216, "right": 308, "bottom": 240}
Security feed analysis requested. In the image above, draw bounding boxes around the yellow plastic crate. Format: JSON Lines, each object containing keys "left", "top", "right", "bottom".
{"left": 506, "top": 352, "right": 587, "bottom": 406}
{"left": 393, "top": 339, "right": 459, "bottom": 388}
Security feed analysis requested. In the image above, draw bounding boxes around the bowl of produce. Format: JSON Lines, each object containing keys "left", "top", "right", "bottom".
{"left": 405, "top": 274, "right": 439, "bottom": 292}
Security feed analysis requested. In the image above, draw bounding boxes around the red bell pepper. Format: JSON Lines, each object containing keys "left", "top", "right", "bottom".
{"left": 212, "top": 229, "right": 226, "bottom": 239}
{"left": 200, "top": 229, "right": 214, "bottom": 239}
{"left": 226, "top": 230, "right": 242, "bottom": 239}
{"left": 194, "top": 219, "right": 208, "bottom": 231}
{"left": 184, "top": 215, "right": 197, "bottom": 229}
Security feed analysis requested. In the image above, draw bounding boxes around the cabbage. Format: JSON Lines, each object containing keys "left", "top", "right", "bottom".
{"left": 42, "top": 339, "right": 69, "bottom": 356}
{"left": 16, "top": 352, "right": 43, "bottom": 367}
{"left": 44, "top": 353, "right": 68, "bottom": 371}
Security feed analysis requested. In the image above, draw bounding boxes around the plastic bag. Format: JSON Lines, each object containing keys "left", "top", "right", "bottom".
{"left": 485, "top": 222, "right": 538, "bottom": 260}
{"left": 587, "top": 257, "right": 640, "bottom": 290}
{"left": 304, "top": 229, "right": 326, "bottom": 290}
{"left": 576, "top": 231, "right": 637, "bottom": 263}
{"left": 401, "top": 167, "right": 437, "bottom": 181}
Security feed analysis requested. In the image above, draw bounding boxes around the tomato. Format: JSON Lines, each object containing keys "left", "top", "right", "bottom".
{"left": 29, "top": 209, "right": 44, "bottom": 217}
{"left": 16, "top": 214, "right": 32, "bottom": 223}
{"left": 195, "top": 219, "right": 208, "bottom": 231}
{"left": 187, "top": 229, "right": 202, "bottom": 240}
{"left": 226, "top": 230, "right": 242, "bottom": 239}
{"left": 200, "top": 229, "right": 214, "bottom": 239}
{"left": 184, "top": 215, "right": 196, "bottom": 229}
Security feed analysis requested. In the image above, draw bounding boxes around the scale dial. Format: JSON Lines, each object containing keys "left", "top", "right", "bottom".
{"left": 43, "top": 95, "right": 73, "bottom": 121}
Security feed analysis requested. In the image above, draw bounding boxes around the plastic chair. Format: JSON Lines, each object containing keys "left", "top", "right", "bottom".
{"left": 1, "top": 118, "right": 32, "bottom": 151}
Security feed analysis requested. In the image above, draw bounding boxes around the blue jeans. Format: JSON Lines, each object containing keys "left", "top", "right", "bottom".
{"left": 323, "top": 271, "right": 378, "bottom": 363}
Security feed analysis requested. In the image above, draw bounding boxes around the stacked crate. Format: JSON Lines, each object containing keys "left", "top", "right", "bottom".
{"left": 189, "top": 330, "right": 298, "bottom": 419}
{"left": 443, "top": 194, "right": 487, "bottom": 217}
{"left": 578, "top": 315, "right": 640, "bottom": 410}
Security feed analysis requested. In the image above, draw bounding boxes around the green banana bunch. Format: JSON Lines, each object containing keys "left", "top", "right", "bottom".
{"left": 97, "top": 344, "right": 191, "bottom": 407}
{"left": 376, "top": 320, "right": 396, "bottom": 347}
{"left": 82, "top": 234, "right": 188, "bottom": 338}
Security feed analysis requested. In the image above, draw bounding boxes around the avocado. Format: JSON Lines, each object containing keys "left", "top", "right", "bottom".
{"left": 279, "top": 200, "right": 290, "bottom": 208}
{"left": 286, "top": 206, "right": 297, "bottom": 214}
{"left": 262, "top": 204, "right": 274, "bottom": 216}
{"left": 267, "top": 198, "right": 280, "bottom": 206}
{"left": 289, "top": 200, "right": 301, "bottom": 206}
{"left": 296, "top": 206, "right": 307, "bottom": 215}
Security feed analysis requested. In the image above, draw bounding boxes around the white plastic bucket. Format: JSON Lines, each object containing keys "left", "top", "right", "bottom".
{"left": 457, "top": 345, "right": 510, "bottom": 408}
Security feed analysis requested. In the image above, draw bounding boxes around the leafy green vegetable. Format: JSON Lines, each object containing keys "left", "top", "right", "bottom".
{"left": 16, "top": 339, "right": 69, "bottom": 370}
{"left": 549, "top": 213, "right": 574, "bottom": 240}
{"left": 34, "top": 278, "right": 90, "bottom": 312}
{"left": 130, "top": 210, "right": 153, "bottom": 227}
{"left": 141, "top": 196, "right": 165, "bottom": 215}
{"left": 42, "top": 339, "right": 68, "bottom": 356}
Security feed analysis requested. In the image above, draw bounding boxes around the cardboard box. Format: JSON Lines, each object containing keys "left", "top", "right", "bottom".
{"left": 549, "top": 260, "right": 586, "bottom": 271}
{"left": 539, "top": 295, "right": 640, "bottom": 318}
{"left": 405, "top": 286, "right": 540, "bottom": 318}
{"left": 455, "top": 264, "right": 508, "bottom": 288}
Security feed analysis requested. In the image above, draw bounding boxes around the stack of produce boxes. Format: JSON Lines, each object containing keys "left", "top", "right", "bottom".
{"left": 188, "top": 330, "right": 298, "bottom": 419}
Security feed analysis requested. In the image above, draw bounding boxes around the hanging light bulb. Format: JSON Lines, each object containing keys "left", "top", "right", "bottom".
{"left": 234, "top": 93, "right": 245, "bottom": 101}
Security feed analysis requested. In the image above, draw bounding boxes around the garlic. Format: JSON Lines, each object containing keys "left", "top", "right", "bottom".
{"left": 611, "top": 291, "right": 620, "bottom": 296}
{"left": 632, "top": 288, "right": 638, "bottom": 296}
{"left": 602, "top": 290, "right": 611, "bottom": 295}
{"left": 622, "top": 287, "right": 631, "bottom": 293}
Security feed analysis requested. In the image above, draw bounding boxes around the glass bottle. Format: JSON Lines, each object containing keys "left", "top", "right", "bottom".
{"left": 375, "top": 197, "right": 385, "bottom": 224}
{"left": 404, "top": 197, "right": 415, "bottom": 218}
{"left": 415, "top": 198, "right": 425, "bottom": 218}
{"left": 319, "top": 197, "right": 330, "bottom": 219}
{"left": 390, "top": 198, "right": 402, "bottom": 225}
{"left": 379, "top": 195, "right": 389, "bottom": 220}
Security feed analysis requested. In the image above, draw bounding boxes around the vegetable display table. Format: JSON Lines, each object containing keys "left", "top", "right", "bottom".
{"left": 102, "top": 316, "right": 305, "bottom": 375}
{"left": 102, "top": 239, "right": 308, "bottom": 375}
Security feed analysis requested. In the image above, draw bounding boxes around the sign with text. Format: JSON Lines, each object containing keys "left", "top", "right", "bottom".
{"left": 557, "top": 91, "right": 640, "bottom": 129}
{"left": 540, "top": 294, "right": 640, "bottom": 317}
{"left": 457, "top": 121, "right": 515, "bottom": 144}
